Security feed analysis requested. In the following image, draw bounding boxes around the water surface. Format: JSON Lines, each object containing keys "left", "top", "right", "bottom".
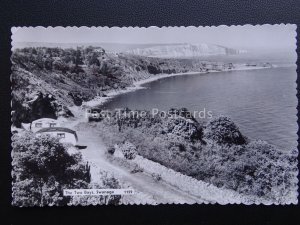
{"left": 102, "top": 66, "right": 297, "bottom": 151}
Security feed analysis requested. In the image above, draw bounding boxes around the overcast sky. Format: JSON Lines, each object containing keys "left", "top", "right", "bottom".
{"left": 12, "top": 25, "right": 296, "bottom": 50}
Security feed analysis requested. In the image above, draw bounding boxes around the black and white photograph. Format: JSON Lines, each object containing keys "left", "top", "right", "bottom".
{"left": 11, "top": 25, "right": 298, "bottom": 206}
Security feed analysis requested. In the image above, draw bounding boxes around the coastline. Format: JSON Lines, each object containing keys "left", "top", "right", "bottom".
{"left": 81, "top": 65, "right": 271, "bottom": 109}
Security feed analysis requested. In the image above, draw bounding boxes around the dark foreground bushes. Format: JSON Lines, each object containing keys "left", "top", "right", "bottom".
{"left": 193, "top": 141, "right": 297, "bottom": 202}
{"left": 12, "top": 131, "right": 90, "bottom": 206}
{"left": 12, "top": 131, "right": 121, "bottom": 206}
{"left": 97, "top": 110, "right": 298, "bottom": 202}
{"left": 70, "top": 172, "right": 121, "bottom": 206}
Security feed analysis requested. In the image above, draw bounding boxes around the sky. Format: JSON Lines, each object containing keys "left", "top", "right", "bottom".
{"left": 11, "top": 25, "right": 297, "bottom": 51}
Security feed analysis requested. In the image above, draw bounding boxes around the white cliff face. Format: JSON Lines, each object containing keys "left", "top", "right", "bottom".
{"left": 125, "top": 43, "right": 245, "bottom": 58}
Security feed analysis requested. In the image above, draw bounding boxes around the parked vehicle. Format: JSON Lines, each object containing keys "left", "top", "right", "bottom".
{"left": 87, "top": 108, "right": 102, "bottom": 122}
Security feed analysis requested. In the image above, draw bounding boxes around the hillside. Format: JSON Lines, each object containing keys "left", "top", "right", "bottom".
{"left": 11, "top": 46, "right": 237, "bottom": 126}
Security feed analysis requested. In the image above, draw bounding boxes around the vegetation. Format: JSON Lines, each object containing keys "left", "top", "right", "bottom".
{"left": 204, "top": 116, "right": 247, "bottom": 145}
{"left": 12, "top": 131, "right": 121, "bottom": 206}
{"left": 70, "top": 172, "right": 122, "bottom": 206}
{"left": 119, "top": 141, "right": 137, "bottom": 160}
{"left": 12, "top": 131, "right": 90, "bottom": 206}
{"left": 96, "top": 108, "right": 298, "bottom": 202}
{"left": 11, "top": 46, "right": 230, "bottom": 127}
{"left": 11, "top": 46, "right": 292, "bottom": 203}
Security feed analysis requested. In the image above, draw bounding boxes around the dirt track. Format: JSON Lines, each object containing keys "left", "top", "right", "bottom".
{"left": 74, "top": 124, "right": 206, "bottom": 204}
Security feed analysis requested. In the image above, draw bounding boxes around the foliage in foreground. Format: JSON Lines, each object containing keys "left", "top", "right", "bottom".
{"left": 96, "top": 109, "right": 298, "bottom": 202}
{"left": 70, "top": 171, "right": 122, "bottom": 206}
{"left": 12, "top": 131, "right": 90, "bottom": 206}
{"left": 12, "top": 131, "right": 121, "bottom": 206}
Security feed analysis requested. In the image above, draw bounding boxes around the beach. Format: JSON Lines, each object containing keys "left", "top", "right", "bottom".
{"left": 81, "top": 64, "right": 271, "bottom": 109}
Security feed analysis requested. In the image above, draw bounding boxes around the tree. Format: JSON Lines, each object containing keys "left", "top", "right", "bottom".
{"left": 204, "top": 116, "right": 247, "bottom": 145}
{"left": 53, "top": 59, "right": 69, "bottom": 73}
{"left": 120, "top": 141, "right": 137, "bottom": 160}
{"left": 36, "top": 51, "right": 44, "bottom": 69}
{"left": 44, "top": 57, "right": 53, "bottom": 70}
{"left": 12, "top": 131, "right": 90, "bottom": 206}
{"left": 88, "top": 52, "right": 100, "bottom": 66}
{"left": 75, "top": 49, "right": 83, "bottom": 66}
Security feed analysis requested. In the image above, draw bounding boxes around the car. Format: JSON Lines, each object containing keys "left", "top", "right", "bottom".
{"left": 87, "top": 108, "right": 102, "bottom": 122}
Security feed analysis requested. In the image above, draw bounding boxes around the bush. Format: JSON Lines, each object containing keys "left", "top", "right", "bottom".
{"left": 147, "top": 65, "right": 161, "bottom": 74}
{"left": 130, "top": 164, "right": 144, "bottom": 174}
{"left": 151, "top": 173, "right": 162, "bottom": 182}
{"left": 120, "top": 141, "right": 137, "bottom": 160}
{"left": 204, "top": 116, "right": 247, "bottom": 145}
{"left": 70, "top": 171, "right": 122, "bottom": 206}
{"left": 236, "top": 140, "right": 297, "bottom": 201}
{"left": 107, "top": 146, "right": 115, "bottom": 155}
{"left": 12, "top": 131, "right": 90, "bottom": 206}
{"left": 53, "top": 59, "right": 69, "bottom": 73}
{"left": 188, "top": 140, "right": 298, "bottom": 202}
{"left": 97, "top": 110, "right": 297, "bottom": 202}
{"left": 164, "top": 116, "right": 203, "bottom": 141}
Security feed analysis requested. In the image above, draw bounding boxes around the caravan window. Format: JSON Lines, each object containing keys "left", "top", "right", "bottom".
{"left": 50, "top": 123, "right": 56, "bottom": 127}
{"left": 35, "top": 123, "right": 42, "bottom": 128}
{"left": 57, "top": 133, "right": 65, "bottom": 138}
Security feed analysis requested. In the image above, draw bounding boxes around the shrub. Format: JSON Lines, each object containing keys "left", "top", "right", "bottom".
{"left": 12, "top": 131, "right": 90, "bottom": 206}
{"left": 130, "top": 164, "right": 144, "bottom": 174}
{"left": 53, "top": 59, "right": 69, "bottom": 73}
{"left": 107, "top": 146, "right": 115, "bottom": 155}
{"left": 96, "top": 109, "right": 297, "bottom": 202}
{"left": 204, "top": 116, "right": 247, "bottom": 145}
{"left": 165, "top": 116, "right": 203, "bottom": 141}
{"left": 191, "top": 140, "right": 298, "bottom": 202}
{"left": 151, "top": 173, "right": 162, "bottom": 182}
{"left": 70, "top": 171, "right": 122, "bottom": 206}
{"left": 120, "top": 141, "right": 137, "bottom": 160}
{"left": 147, "top": 65, "right": 161, "bottom": 74}
{"left": 236, "top": 140, "right": 297, "bottom": 201}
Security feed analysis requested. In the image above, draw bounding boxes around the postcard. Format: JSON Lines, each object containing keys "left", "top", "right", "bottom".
{"left": 11, "top": 25, "right": 298, "bottom": 206}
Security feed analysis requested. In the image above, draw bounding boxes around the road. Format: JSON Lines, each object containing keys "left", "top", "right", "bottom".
{"left": 64, "top": 118, "right": 206, "bottom": 204}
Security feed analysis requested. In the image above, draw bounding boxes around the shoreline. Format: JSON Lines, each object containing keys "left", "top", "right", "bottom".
{"left": 81, "top": 71, "right": 204, "bottom": 108}
{"left": 81, "top": 65, "right": 271, "bottom": 109}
